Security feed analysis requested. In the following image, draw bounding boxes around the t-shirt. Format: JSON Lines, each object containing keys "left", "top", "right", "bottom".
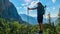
{"left": 37, "top": 6, "right": 44, "bottom": 16}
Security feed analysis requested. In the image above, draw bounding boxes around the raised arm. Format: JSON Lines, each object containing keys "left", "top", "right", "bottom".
{"left": 28, "top": 7, "right": 37, "bottom": 10}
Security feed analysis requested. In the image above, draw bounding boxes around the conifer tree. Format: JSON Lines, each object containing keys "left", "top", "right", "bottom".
{"left": 58, "top": 8, "right": 60, "bottom": 22}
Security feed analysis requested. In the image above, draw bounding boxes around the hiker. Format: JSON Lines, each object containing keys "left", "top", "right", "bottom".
{"left": 27, "top": 2, "right": 46, "bottom": 34}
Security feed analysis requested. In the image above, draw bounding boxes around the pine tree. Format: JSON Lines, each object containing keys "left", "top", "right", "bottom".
{"left": 58, "top": 8, "right": 60, "bottom": 22}
{"left": 48, "top": 12, "right": 51, "bottom": 24}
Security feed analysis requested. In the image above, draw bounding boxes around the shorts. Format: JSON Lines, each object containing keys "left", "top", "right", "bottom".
{"left": 37, "top": 15, "right": 43, "bottom": 23}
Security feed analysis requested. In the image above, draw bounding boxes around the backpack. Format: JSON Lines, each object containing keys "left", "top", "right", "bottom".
{"left": 42, "top": 6, "right": 45, "bottom": 15}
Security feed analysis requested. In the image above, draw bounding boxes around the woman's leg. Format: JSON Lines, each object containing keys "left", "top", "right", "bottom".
{"left": 38, "top": 15, "right": 43, "bottom": 34}
{"left": 39, "top": 23, "right": 43, "bottom": 31}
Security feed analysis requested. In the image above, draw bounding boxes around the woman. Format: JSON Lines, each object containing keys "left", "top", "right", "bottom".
{"left": 28, "top": 2, "right": 46, "bottom": 34}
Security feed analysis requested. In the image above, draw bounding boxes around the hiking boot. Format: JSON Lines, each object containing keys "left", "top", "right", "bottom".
{"left": 39, "top": 31, "right": 43, "bottom": 34}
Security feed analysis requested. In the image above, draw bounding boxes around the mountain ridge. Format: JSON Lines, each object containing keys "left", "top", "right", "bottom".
{"left": 20, "top": 14, "right": 57, "bottom": 25}
{"left": 0, "top": 0, "right": 28, "bottom": 24}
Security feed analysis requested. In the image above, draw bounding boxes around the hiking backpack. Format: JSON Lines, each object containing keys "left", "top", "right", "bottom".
{"left": 42, "top": 6, "right": 45, "bottom": 15}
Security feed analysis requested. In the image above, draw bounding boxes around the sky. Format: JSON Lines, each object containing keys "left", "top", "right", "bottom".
{"left": 9, "top": 0, "right": 60, "bottom": 18}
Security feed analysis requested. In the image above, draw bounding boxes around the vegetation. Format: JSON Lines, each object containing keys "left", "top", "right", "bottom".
{"left": 0, "top": 18, "right": 60, "bottom": 34}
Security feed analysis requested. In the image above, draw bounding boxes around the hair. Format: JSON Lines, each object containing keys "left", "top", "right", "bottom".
{"left": 37, "top": 2, "right": 43, "bottom": 7}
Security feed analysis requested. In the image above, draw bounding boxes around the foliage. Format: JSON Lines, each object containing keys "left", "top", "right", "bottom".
{"left": 0, "top": 18, "right": 60, "bottom": 34}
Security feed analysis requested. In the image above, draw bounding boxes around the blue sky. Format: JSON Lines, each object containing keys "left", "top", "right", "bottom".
{"left": 9, "top": 0, "right": 60, "bottom": 18}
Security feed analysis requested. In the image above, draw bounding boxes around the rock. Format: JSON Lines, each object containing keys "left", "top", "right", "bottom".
{"left": 0, "top": 0, "right": 23, "bottom": 23}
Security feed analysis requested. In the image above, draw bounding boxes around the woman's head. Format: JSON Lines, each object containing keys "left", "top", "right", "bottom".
{"left": 37, "top": 2, "right": 42, "bottom": 6}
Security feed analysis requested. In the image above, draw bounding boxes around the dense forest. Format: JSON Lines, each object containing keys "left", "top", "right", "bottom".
{"left": 0, "top": 17, "right": 60, "bottom": 34}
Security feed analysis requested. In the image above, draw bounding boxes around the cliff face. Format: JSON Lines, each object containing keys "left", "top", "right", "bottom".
{"left": 0, "top": 0, "right": 23, "bottom": 23}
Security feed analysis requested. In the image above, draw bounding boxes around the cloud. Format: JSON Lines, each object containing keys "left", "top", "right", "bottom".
{"left": 44, "top": 14, "right": 58, "bottom": 18}
{"left": 29, "top": 14, "right": 37, "bottom": 17}
{"left": 52, "top": 0, "right": 56, "bottom": 3}
{"left": 21, "top": 3, "right": 29, "bottom": 7}
{"left": 51, "top": 14, "right": 57, "bottom": 17}
{"left": 21, "top": 4, "right": 26, "bottom": 6}
{"left": 18, "top": 12, "right": 24, "bottom": 14}
{"left": 53, "top": 7, "right": 55, "bottom": 10}
{"left": 37, "top": 0, "right": 40, "bottom": 2}
{"left": 24, "top": 0, "right": 31, "bottom": 3}
{"left": 16, "top": 7, "right": 22, "bottom": 9}
{"left": 28, "top": 1, "right": 38, "bottom": 8}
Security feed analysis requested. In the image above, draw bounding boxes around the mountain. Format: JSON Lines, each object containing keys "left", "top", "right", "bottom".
{"left": 20, "top": 14, "right": 57, "bottom": 25}
{"left": 0, "top": 0, "right": 28, "bottom": 24}
{"left": 20, "top": 14, "right": 38, "bottom": 25}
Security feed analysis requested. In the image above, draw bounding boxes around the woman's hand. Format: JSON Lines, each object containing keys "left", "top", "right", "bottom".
{"left": 27, "top": 7, "right": 30, "bottom": 10}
